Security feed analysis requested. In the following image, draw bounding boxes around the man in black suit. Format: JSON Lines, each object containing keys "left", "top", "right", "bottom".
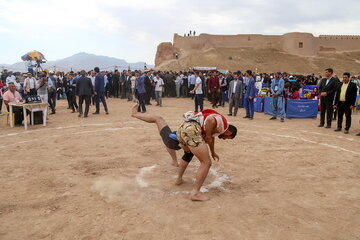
{"left": 333, "top": 72, "right": 358, "bottom": 134}
{"left": 318, "top": 68, "right": 338, "bottom": 128}
{"left": 76, "top": 70, "right": 94, "bottom": 118}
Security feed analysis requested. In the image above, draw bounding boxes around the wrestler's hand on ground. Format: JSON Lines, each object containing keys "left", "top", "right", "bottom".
{"left": 212, "top": 152, "right": 219, "bottom": 162}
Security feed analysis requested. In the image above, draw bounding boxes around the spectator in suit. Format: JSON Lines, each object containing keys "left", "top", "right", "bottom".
{"left": 333, "top": 72, "right": 358, "bottom": 134}
{"left": 228, "top": 72, "right": 243, "bottom": 117}
{"left": 76, "top": 70, "right": 94, "bottom": 118}
{"left": 318, "top": 68, "right": 338, "bottom": 128}
{"left": 93, "top": 67, "right": 109, "bottom": 115}
{"left": 243, "top": 70, "right": 256, "bottom": 120}
{"left": 135, "top": 72, "right": 146, "bottom": 113}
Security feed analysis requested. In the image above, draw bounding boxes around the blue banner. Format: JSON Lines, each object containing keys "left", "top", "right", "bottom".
{"left": 254, "top": 97, "right": 263, "bottom": 112}
{"left": 302, "top": 85, "right": 318, "bottom": 93}
{"left": 286, "top": 99, "right": 318, "bottom": 118}
{"left": 264, "top": 97, "right": 273, "bottom": 115}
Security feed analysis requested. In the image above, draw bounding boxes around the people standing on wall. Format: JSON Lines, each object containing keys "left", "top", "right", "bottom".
{"left": 333, "top": 72, "right": 358, "bottom": 134}
{"left": 318, "top": 68, "right": 338, "bottom": 128}
{"left": 208, "top": 71, "right": 220, "bottom": 108}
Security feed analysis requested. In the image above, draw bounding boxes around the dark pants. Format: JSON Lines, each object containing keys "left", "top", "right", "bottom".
{"left": 210, "top": 88, "right": 220, "bottom": 107}
{"left": 79, "top": 95, "right": 91, "bottom": 116}
{"left": 49, "top": 91, "right": 56, "bottom": 108}
{"left": 0, "top": 99, "right": 2, "bottom": 112}
{"left": 68, "top": 92, "right": 78, "bottom": 111}
{"left": 245, "top": 97, "right": 254, "bottom": 118}
{"left": 13, "top": 107, "right": 24, "bottom": 125}
{"left": 29, "top": 88, "right": 37, "bottom": 96}
{"left": 320, "top": 96, "right": 333, "bottom": 126}
{"left": 113, "top": 84, "right": 119, "bottom": 98}
{"left": 95, "top": 93, "right": 108, "bottom": 113}
{"left": 137, "top": 92, "right": 146, "bottom": 112}
{"left": 195, "top": 94, "right": 203, "bottom": 112}
{"left": 337, "top": 102, "right": 352, "bottom": 130}
{"left": 145, "top": 88, "right": 151, "bottom": 104}
{"left": 219, "top": 89, "right": 227, "bottom": 107}
{"left": 182, "top": 85, "right": 188, "bottom": 98}
{"left": 190, "top": 84, "right": 195, "bottom": 99}
{"left": 48, "top": 92, "right": 56, "bottom": 114}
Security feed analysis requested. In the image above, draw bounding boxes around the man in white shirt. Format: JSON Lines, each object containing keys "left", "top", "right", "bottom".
{"left": 6, "top": 72, "right": 16, "bottom": 86}
{"left": 153, "top": 73, "right": 164, "bottom": 106}
{"left": 24, "top": 72, "right": 37, "bottom": 95}
{"left": 190, "top": 72, "right": 203, "bottom": 112}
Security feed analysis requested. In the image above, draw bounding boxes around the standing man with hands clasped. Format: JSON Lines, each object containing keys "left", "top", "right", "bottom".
{"left": 228, "top": 71, "right": 243, "bottom": 117}
{"left": 318, "top": 68, "right": 338, "bottom": 128}
{"left": 270, "top": 71, "right": 285, "bottom": 122}
{"left": 333, "top": 72, "right": 358, "bottom": 134}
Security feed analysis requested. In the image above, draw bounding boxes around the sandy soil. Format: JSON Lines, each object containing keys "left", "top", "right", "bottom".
{"left": 0, "top": 97, "right": 359, "bottom": 240}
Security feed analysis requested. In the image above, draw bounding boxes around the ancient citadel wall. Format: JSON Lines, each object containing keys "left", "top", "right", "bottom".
{"left": 172, "top": 33, "right": 360, "bottom": 55}
{"left": 173, "top": 33, "right": 283, "bottom": 50}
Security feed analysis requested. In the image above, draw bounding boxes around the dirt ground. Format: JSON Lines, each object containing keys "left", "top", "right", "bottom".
{"left": 0, "top": 97, "right": 359, "bottom": 240}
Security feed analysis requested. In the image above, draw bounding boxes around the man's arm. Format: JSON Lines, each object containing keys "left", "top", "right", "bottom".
{"left": 204, "top": 117, "right": 219, "bottom": 161}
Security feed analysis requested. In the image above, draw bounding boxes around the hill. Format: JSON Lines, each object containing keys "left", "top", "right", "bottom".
{"left": 1, "top": 52, "right": 153, "bottom": 72}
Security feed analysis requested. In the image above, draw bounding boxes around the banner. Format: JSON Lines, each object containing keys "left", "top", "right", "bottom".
{"left": 302, "top": 85, "right": 318, "bottom": 93}
{"left": 286, "top": 99, "right": 318, "bottom": 118}
{"left": 264, "top": 97, "right": 273, "bottom": 115}
{"left": 254, "top": 97, "right": 263, "bottom": 112}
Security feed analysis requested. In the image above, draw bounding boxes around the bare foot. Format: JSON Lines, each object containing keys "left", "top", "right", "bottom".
{"left": 190, "top": 191, "right": 209, "bottom": 201}
{"left": 174, "top": 178, "right": 183, "bottom": 185}
{"left": 131, "top": 104, "right": 139, "bottom": 117}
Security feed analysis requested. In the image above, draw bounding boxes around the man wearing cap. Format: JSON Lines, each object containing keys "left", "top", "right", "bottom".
{"left": 76, "top": 70, "right": 94, "bottom": 118}
{"left": 270, "top": 71, "right": 285, "bottom": 122}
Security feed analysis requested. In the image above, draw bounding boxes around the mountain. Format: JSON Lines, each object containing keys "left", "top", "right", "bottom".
{"left": 0, "top": 52, "right": 153, "bottom": 72}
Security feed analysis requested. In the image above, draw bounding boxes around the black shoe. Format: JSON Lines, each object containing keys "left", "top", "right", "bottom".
{"left": 344, "top": 129, "right": 349, "bottom": 134}
{"left": 269, "top": 116, "right": 276, "bottom": 120}
{"left": 243, "top": 116, "right": 250, "bottom": 118}
{"left": 318, "top": 124, "right": 324, "bottom": 127}
{"left": 325, "top": 125, "right": 331, "bottom": 128}
{"left": 280, "top": 118, "right": 284, "bottom": 122}
{"left": 334, "top": 128, "right": 341, "bottom": 132}
{"left": 84, "top": 115, "right": 88, "bottom": 118}
{"left": 106, "top": 112, "right": 109, "bottom": 115}
{"left": 228, "top": 113, "right": 232, "bottom": 116}
{"left": 92, "top": 112, "right": 99, "bottom": 115}
{"left": 249, "top": 117, "right": 253, "bottom": 120}
{"left": 356, "top": 132, "right": 360, "bottom": 136}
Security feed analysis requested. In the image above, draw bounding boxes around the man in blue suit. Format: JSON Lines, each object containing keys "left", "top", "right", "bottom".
{"left": 93, "top": 67, "right": 109, "bottom": 115}
{"left": 270, "top": 71, "right": 285, "bottom": 122}
{"left": 243, "top": 70, "right": 256, "bottom": 120}
{"left": 135, "top": 71, "right": 146, "bottom": 113}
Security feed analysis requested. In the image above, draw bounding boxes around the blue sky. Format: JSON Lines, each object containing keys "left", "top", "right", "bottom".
{"left": 0, "top": 0, "right": 359, "bottom": 65}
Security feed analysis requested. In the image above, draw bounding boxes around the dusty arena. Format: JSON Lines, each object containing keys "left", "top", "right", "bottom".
{"left": 0, "top": 98, "right": 359, "bottom": 240}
